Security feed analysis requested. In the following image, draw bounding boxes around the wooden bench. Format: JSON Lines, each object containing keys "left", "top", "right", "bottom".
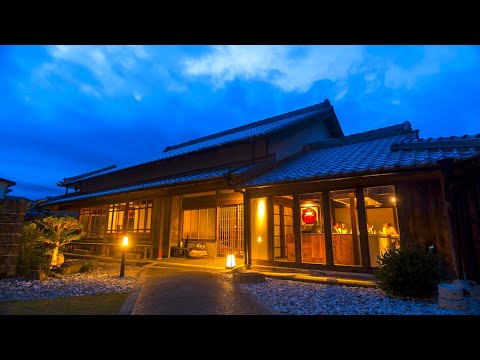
{"left": 170, "top": 240, "right": 207, "bottom": 258}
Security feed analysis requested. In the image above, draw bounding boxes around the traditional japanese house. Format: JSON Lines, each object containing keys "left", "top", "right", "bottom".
{"left": 39, "top": 99, "right": 480, "bottom": 281}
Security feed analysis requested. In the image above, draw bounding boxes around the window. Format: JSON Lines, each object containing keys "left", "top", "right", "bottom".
{"left": 182, "top": 208, "right": 216, "bottom": 240}
{"left": 273, "top": 195, "right": 294, "bottom": 262}
{"left": 106, "top": 200, "right": 152, "bottom": 238}
{"left": 330, "top": 189, "right": 361, "bottom": 266}
{"left": 79, "top": 206, "right": 107, "bottom": 238}
{"left": 299, "top": 193, "right": 326, "bottom": 264}
{"left": 363, "top": 185, "right": 400, "bottom": 267}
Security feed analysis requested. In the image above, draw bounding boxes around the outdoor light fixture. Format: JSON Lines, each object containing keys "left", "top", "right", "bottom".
{"left": 257, "top": 236, "right": 262, "bottom": 243}
{"left": 120, "top": 236, "right": 128, "bottom": 277}
{"left": 226, "top": 254, "right": 236, "bottom": 269}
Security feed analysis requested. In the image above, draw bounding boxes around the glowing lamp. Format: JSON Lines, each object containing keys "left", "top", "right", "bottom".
{"left": 120, "top": 236, "right": 128, "bottom": 277}
{"left": 301, "top": 207, "right": 317, "bottom": 225}
{"left": 257, "top": 236, "right": 262, "bottom": 243}
{"left": 226, "top": 254, "right": 236, "bottom": 269}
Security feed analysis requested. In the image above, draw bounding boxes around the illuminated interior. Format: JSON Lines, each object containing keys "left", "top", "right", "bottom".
{"left": 299, "top": 193, "right": 326, "bottom": 264}
{"left": 364, "top": 185, "right": 400, "bottom": 267}
{"left": 330, "top": 189, "right": 362, "bottom": 266}
{"left": 273, "top": 195, "right": 294, "bottom": 262}
{"left": 250, "top": 197, "right": 268, "bottom": 260}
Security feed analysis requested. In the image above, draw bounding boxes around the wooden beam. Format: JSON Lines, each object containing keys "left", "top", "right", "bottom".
{"left": 293, "top": 192, "right": 302, "bottom": 264}
{"left": 322, "top": 190, "right": 334, "bottom": 266}
{"left": 349, "top": 191, "right": 360, "bottom": 265}
{"left": 355, "top": 187, "right": 371, "bottom": 268}
{"left": 267, "top": 195, "right": 274, "bottom": 261}
{"left": 243, "top": 191, "right": 252, "bottom": 268}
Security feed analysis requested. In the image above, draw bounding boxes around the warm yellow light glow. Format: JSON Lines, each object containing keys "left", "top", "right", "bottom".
{"left": 226, "top": 254, "right": 236, "bottom": 269}
{"left": 392, "top": 197, "right": 396, "bottom": 203}
{"left": 257, "top": 199, "right": 265, "bottom": 219}
{"left": 122, "top": 236, "right": 129, "bottom": 246}
{"left": 257, "top": 236, "right": 262, "bottom": 243}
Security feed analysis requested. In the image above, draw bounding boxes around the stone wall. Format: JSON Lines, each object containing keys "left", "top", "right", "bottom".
{"left": 0, "top": 199, "right": 28, "bottom": 277}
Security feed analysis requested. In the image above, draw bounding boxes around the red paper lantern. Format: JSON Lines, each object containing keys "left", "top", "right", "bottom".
{"left": 302, "top": 207, "right": 317, "bottom": 225}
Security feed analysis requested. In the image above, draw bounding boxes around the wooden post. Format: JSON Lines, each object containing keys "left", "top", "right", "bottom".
{"left": 293, "top": 192, "right": 302, "bottom": 264}
{"left": 348, "top": 191, "right": 360, "bottom": 265}
{"left": 151, "top": 196, "right": 162, "bottom": 259}
{"left": 356, "top": 187, "right": 371, "bottom": 268}
{"left": 243, "top": 191, "right": 251, "bottom": 268}
{"left": 323, "top": 190, "right": 334, "bottom": 267}
{"left": 267, "top": 195, "right": 274, "bottom": 261}
{"left": 439, "top": 159, "right": 462, "bottom": 279}
{"left": 279, "top": 205, "right": 286, "bottom": 259}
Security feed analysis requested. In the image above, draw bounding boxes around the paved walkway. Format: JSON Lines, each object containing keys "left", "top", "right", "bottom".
{"left": 66, "top": 253, "right": 377, "bottom": 315}
{"left": 117, "top": 257, "right": 377, "bottom": 315}
{"left": 120, "top": 264, "right": 279, "bottom": 315}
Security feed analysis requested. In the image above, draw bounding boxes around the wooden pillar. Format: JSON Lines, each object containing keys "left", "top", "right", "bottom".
{"left": 439, "top": 159, "right": 462, "bottom": 279}
{"left": 279, "top": 205, "right": 286, "bottom": 259}
{"left": 161, "top": 196, "right": 172, "bottom": 259}
{"left": 267, "top": 195, "right": 274, "bottom": 261}
{"left": 355, "top": 187, "right": 371, "bottom": 268}
{"left": 151, "top": 196, "right": 162, "bottom": 259}
{"left": 349, "top": 191, "right": 360, "bottom": 265}
{"left": 101, "top": 205, "right": 108, "bottom": 256}
{"left": 243, "top": 191, "right": 251, "bottom": 268}
{"left": 293, "top": 192, "right": 302, "bottom": 264}
{"left": 322, "top": 190, "right": 334, "bottom": 267}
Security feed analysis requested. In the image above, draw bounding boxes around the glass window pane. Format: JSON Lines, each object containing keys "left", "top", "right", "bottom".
{"left": 183, "top": 210, "right": 191, "bottom": 239}
{"left": 330, "top": 190, "right": 361, "bottom": 266}
{"left": 364, "top": 185, "right": 400, "bottom": 267}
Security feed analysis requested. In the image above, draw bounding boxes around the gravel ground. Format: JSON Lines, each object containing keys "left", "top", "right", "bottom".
{"left": 2, "top": 263, "right": 479, "bottom": 315}
{"left": 0, "top": 263, "right": 142, "bottom": 303}
{"left": 230, "top": 276, "right": 480, "bottom": 315}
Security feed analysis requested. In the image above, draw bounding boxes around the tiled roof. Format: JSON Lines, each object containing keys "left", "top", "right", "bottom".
{"left": 245, "top": 122, "right": 480, "bottom": 186}
{"left": 58, "top": 165, "right": 117, "bottom": 186}
{"left": 59, "top": 100, "right": 340, "bottom": 186}
{"left": 42, "top": 161, "right": 266, "bottom": 206}
{"left": 42, "top": 167, "right": 236, "bottom": 206}
{"left": 162, "top": 100, "right": 337, "bottom": 159}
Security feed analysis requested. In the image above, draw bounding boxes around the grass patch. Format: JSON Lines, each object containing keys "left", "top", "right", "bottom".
{"left": 0, "top": 292, "right": 130, "bottom": 315}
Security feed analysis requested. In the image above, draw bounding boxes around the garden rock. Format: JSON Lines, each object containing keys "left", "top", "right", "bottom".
{"left": 24, "top": 270, "right": 48, "bottom": 281}
{"left": 438, "top": 283, "right": 463, "bottom": 301}
{"left": 60, "top": 259, "right": 85, "bottom": 275}
{"left": 452, "top": 279, "right": 477, "bottom": 295}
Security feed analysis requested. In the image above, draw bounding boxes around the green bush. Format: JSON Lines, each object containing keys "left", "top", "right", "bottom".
{"left": 15, "top": 222, "right": 51, "bottom": 276}
{"left": 16, "top": 248, "right": 51, "bottom": 276}
{"left": 374, "top": 244, "right": 450, "bottom": 299}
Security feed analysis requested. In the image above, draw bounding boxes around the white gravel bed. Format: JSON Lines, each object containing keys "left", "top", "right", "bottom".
{"left": 0, "top": 263, "right": 143, "bottom": 303}
{"left": 229, "top": 276, "right": 480, "bottom": 315}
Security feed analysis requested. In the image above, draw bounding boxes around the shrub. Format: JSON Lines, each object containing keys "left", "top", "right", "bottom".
{"left": 16, "top": 222, "right": 50, "bottom": 276}
{"left": 374, "top": 244, "right": 450, "bottom": 299}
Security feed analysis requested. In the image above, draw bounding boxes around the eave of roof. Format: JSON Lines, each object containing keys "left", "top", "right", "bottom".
{"left": 41, "top": 161, "right": 269, "bottom": 206}
{"left": 244, "top": 123, "right": 480, "bottom": 187}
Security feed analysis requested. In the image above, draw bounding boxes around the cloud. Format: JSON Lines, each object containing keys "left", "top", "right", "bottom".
{"left": 182, "top": 45, "right": 366, "bottom": 93}
{"left": 383, "top": 46, "right": 476, "bottom": 90}
{"left": 31, "top": 45, "right": 186, "bottom": 100}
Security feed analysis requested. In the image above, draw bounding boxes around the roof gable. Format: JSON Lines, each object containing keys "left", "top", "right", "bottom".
{"left": 161, "top": 99, "right": 342, "bottom": 159}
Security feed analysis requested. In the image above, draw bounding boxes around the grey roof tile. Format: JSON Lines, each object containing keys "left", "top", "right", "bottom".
{"left": 42, "top": 167, "right": 236, "bottom": 206}
{"left": 246, "top": 126, "right": 480, "bottom": 186}
{"left": 42, "top": 161, "right": 268, "bottom": 206}
{"left": 162, "top": 101, "right": 333, "bottom": 158}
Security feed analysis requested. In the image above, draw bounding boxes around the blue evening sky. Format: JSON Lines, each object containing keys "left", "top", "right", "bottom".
{"left": 1, "top": 45, "right": 479, "bottom": 201}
